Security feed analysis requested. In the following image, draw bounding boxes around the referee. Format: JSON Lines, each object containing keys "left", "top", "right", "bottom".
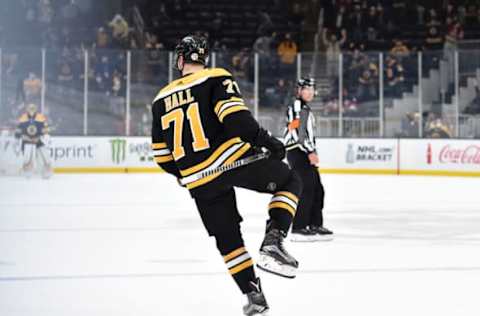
{"left": 284, "top": 77, "right": 333, "bottom": 242}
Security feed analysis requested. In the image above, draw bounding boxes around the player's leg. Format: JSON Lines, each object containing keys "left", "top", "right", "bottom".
{"left": 309, "top": 172, "right": 334, "bottom": 240}
{"left": 36, "top": 145, "right": 53, "bottom": 179}
{"left": 22, "top": 144, "right": 36, "bottom": 178}
{"left": 287, "top": 149, "right": 317, "bottom": 241}
{"left": 231, "top": 157, "right": 303, "bottom": 278}
{"left": 194, "top": 189, "right": 269, "bottom": 315}
{"left": 290, "top": 166, "right": 318, "bottom": 241}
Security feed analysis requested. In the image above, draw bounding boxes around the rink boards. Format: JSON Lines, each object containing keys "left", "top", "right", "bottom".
{"left": 1, "top": 136, "right": 479, "bottom": 177}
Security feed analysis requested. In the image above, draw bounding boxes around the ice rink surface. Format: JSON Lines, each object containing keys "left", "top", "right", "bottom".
{"left": 0, "top": 173, "right": 479, "bottom": 316}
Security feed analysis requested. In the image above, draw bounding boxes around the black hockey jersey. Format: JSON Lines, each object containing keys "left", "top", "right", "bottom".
{"left": 15, "top": 112, "right": 49, "bottom": 145}
{"left": 151, "top": 68, "right": 253, "bottom": 190}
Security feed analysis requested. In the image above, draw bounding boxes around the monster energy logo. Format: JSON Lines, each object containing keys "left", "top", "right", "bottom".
{"left": 110, "top": 139, "right": 127, "bottom": 164}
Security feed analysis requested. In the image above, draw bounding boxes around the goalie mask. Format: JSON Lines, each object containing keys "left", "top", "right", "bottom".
{"left": 174, "top": 35, "right": 209, "bottom": 70}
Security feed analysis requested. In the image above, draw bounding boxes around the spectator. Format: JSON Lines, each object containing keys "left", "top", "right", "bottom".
{"left": 364, "top": 6, "right": 379, "bottom": 42}
{"left": 253, "top": 32, "right": 274, "bottom": 56}
{"left": 357, "top": 69, "right": 377, "bottom": 101}
{"left": 425, "top": 115, "right": 452, "bottom": 138}
{"left": 349, "top": 4, "right": 364, "bottom": 42}
{"left": 323, "top": 28, "right": 347, "bottom": 76}
{"left": 95, "top": 55, "right": 113, "bottom": 92}
{"left": 385, "top": 55, "right": 405, "bottom": 97}
{"left": 108, "top": 14, "right": 130, "bottom": 47}
{"left": 23, "top": 72, "right": 42, "bottom": 102}
{"left": 416, "top": 4, "right": 426, "bottom": 25}
{"left": 401, "top": 112, "right": 420, "bottom": 137}
{"left": 277, "top": 33, "right": 297, "bottom": 65}
{"left": 57, "top": 62, "right": 74, "bottom": 86}
{"left": 231, "top": 48, "right": 251, "bottom": 79}
{"left": 111, "top": 70, "right": 122, "bottom": 97}
{"left": 390, "top": 40, "right": 410, "bottom": 58}
{"left": 464, "top": 85, "right": 480, "bottom": 115}
{"left": 426, "top": 8, "right": 441, "bottom": 27}
{"left": 334, "top": 5, "right": 348, "bottom": 30}
{"left": 424, "top": 26, "right": 444, "bottom": 51}
{"left": 96, "top": 27, "right": 109, "bottom": 49}
{"left": 257, "top": 12, "right": 274, "bottom": 36}
{"left": 38, "top": 0, "right": 54, "bottom": 26}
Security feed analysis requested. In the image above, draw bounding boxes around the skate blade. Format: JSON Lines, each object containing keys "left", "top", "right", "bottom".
{"left": 290, "top": 234, "right": 318, "bottom": 242}
{"left": 245, "top": 307, "right": 269, "bottom": 316}
{"left": 291, "top": 234, "right": 334, "bottom": 242}
{"left": 256, "top": 254, "right": 296, "bottom": 279}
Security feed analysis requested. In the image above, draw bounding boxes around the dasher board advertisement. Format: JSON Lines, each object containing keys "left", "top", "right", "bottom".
{"left": 400, "top": 139, "right": 480, "bottom": 176}
{"left": 315, "top": 138, "right": 398, "bottom": 174}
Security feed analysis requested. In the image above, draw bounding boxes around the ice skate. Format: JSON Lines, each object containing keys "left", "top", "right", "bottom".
{"left": 290, "top": 227, "right": 319, "bottom": 242}
{"left": 257, "top": 228, "right": 298, "bottom": 278}
{"left": 309, "top": 225, "right": 334, "bottom": 241}
{"left": 243, "top": 278, "right": 269, "bottom": 316}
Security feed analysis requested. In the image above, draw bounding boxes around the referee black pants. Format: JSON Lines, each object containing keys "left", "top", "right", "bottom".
{"left": 287, "top": 148, "right": 325, "bottom": 230}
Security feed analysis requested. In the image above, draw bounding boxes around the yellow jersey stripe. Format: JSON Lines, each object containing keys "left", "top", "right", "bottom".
{"left": 180, "top": 137, "right": 243, "bottom": 176}
{"left": 152, "top": 143, "right": 168, "bottom": 150}
{"left": 218, "top": 105, "right": 249, "bottom": 123}
{"left": 214, "top": 97, "right": 244, "bottom": 115}
{"left": 224, "top": 247, "right": 246, "bottom": 262}
{"left": 186, "top": 143, "right": 251, "bottom": 189}
{"left": 269, "top": 201, "right": 296, "bottom": 217}
{"left": 229, "top": 259, "right": 254, "bottom": 275}
{"left": 275, "top": 191, "right": 299, "bottom": 204}
{"left": 154, "top": 155, "right": 174, "bottom": 163}
{"left": 154, "top": 68, "right": 232, "bottom": 102}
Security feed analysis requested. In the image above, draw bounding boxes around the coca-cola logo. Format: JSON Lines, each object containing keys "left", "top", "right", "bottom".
{"left": 438, "top": 145, "right": 480, "bottom": 164}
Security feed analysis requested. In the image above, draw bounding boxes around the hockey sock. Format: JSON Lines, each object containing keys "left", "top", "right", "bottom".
{"left": 268, "top": 191, "right": 299, "bottom": 233}
{"left": 223, "top": 246, "right": 256, "bottom": 294}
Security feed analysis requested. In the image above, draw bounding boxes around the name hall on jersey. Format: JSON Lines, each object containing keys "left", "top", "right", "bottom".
{"left": 164, "top": 89, "right": 195, "bottom": 112}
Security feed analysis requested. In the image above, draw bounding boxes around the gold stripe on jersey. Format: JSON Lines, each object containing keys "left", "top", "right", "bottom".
{"left": 151, "top": 142, "right": 168, "bottom": 150}
{"left": 214, "top": 97, "right": 244, "bottom": 114}
{"left": 154, "top": 68, "right": 232, "bottom": 103}
{"left": 152, "top": 142, "right": 174, "bottom": 163}
{"left": 180, "top": 137, "right": 243, "bottom": 177}
{"left": 218, "top": 105, "right": 250, "bottom": 122}
{"left": 185, "top": 142, "right": 251, "bottom": 189}
{"left": 214, "top": 97, "right": 249, "bottom": 122}
{"left": 154, "top": 155, "right": 174, "bottom": 163}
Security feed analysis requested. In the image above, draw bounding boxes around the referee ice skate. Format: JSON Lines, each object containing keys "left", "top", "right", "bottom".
{"left": 284, "top": 77, "right": 333, "bottom": 242}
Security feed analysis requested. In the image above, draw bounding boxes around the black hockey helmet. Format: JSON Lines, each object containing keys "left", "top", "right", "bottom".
{"left": 174, "top": 35, "right": 209, "bottom": 69}
{"left": 297, "top": 77, "right": 316, "bottom": 89}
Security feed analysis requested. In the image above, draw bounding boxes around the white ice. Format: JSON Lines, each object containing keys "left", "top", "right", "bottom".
{"left": 0, "top": 173, "right": 479, "bottom": 316}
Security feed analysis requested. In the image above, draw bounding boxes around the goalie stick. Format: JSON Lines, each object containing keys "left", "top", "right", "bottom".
{"left": 179, "top": 150, "right": 270, "bottom": 186}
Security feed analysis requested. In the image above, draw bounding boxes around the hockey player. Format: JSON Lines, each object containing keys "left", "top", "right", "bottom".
{"left": 15, "top": 103, "right": 52, "bottom": 178}
{"left": 284, "top": 78, "right": 333, "bottom": 242}
{"left": 151, "top": 35, "right": 302, "bottom": 315}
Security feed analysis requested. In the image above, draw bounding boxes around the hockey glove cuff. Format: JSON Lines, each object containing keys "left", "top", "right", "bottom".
{"left": 254, "top": 128, "right": 286, "bottom": 160}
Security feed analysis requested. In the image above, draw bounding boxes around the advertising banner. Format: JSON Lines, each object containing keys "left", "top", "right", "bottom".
{"left": 400, "top": 139, "right": 480, "bottom": 176}
{"left": 1, "top": 136, "right": 159, "bottom": 173}
{"left": 3, "top": 136, "right": 480, "bottom": 176}
{"left": 315, "top": 138, "right": 398, "bottom": 174}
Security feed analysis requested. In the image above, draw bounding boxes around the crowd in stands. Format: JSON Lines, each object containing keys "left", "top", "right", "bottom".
{"left": 2, "top": 0, "right": 480, "bottom": 137}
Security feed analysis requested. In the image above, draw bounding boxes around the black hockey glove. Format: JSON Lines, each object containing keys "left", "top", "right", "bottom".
{"left": 254, "top": 128, "right": 285, "bottom": 160}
